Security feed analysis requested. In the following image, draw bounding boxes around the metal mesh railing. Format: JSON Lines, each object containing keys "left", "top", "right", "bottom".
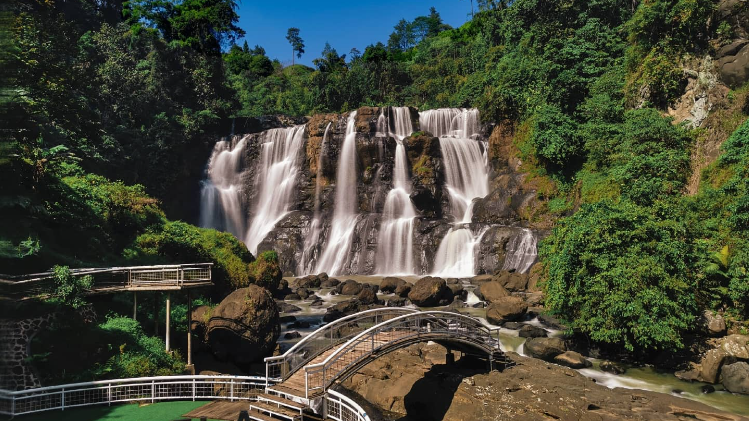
{"left": 265, "top": 308, "right": 417, "bottom": 381}
{"left": 325, "top": 389, "right": 370, "bottom": 421}
{"left": 1, "top": 263, "right": 213, "bottom": 300}
{"left": 0, "top": 375, "right": 268, "bottom": 416}
{"left": 305, "top": 311, "right": 500, "bottom": 396}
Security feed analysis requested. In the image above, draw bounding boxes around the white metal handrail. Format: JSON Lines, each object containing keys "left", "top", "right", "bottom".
{"left": 0, "top": 374, "right": 268, "bottom": 416}
{"left": 265, "top": 308, "right": 417, "bottom": 382}
{"left": 304, "top": 311, "right": 499, "bottom": 397}
{"left": 0, "top": 263, "right": 213, "bottom": 299}
{"left": 325, "top": 389, "right": 370, "bottom": 421}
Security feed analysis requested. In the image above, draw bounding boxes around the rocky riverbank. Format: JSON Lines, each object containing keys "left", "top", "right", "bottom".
{"left": 342, "top": 342, "right": 748, "bottom": 421}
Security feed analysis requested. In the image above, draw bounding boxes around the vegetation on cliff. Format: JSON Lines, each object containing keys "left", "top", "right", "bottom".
{"left": 2, "top": 0, "right": 747, "bottom": 358}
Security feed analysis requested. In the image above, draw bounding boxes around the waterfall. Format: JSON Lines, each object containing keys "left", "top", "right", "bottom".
{"left": 375, "top": 107, "right": 417, "bottom": 275}
{"left": 244, "top": 125, "right": 306, "bottom": 254}
{"left": 432, "top": 226, "right": 488, "bottom": 277}
{"left": 418, "top": 108, "right": 480, "bottom": 139}
{"left": 422, "top": 108, "right": 489, "bottom": 277}
{"left": 439, "top": 137, "right": 489, "bottom": 222}
{"left": 315, "top": 111, "right": 359, "bottom": 275}
{"left": 299, "top": 122, "right": 331, "bottom": 274}
{"left": 501, "top": 228, "right": 538, "bottom": 274}
{"left": 199, "top": 136, "right": 247, "bottom": 240}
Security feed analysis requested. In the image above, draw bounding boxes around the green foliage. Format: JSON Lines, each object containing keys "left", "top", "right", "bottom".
{"left": 126, "top": 221, "right": 253, "bottom": 294}
{"left": 50, "top": 265, "right": 93, "bottom": 309}
{"left": 687, "top": 121, "right": 749, "bottom": 315}
{"left": 32, "top": 313, "right": 183, "bottom": 383}
{"left": 285, "top": 27, "right": 305, "bottom": 63}
{"left": 541, "top": 200, "right": 698, "bottom": 352}
{"left": 95, "top": 316, "right": 184, "bottom": 378}
{"left": 248, "top": 250, "right": 282, "bottom": 292}
{"left": 530, "top": 104, "right": 581, "bottom": 168}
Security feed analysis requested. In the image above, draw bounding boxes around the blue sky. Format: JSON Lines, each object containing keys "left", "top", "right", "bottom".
{"left": 235, "top": 1, "right": 475, "bottom": 66}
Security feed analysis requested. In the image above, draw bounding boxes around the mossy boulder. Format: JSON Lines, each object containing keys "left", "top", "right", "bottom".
{"left": 206, "top": 285, "right": 280, "bottom": 367}
{"left": 249, "top": 250, "right": 282, "bottom": 292}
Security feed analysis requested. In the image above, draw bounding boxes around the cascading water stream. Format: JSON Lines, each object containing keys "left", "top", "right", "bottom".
{"left": 299, "top": 122, "right": 332, "bottom": 274}
{"left": 501, "top": 228, "right": 538, "bottom": 273}
{"left": 315, "top": 112, "right": 360, "bottom": 275}
{"left": 244, "top": 126, "right": 306, "bottom": 254}
{"left": 375, "top": 107, "right": 417, "bottom": 275}
{"left": 200, "top": 136, "right": 247, "bottom": 240}
{"left": 422, "top": 108, "right": 489, "bottom": 277}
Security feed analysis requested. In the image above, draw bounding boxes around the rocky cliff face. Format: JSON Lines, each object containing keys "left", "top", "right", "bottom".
{"left": 203, "top": 106, "right": 549, "bottom": 276}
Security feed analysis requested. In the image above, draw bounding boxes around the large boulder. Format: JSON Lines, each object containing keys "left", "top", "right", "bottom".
{"left": 699, "top": 349, "right": 736, "bottom": 383}
{"left": 716, "top": 40, "right": 749, "bottom": 89}
{"left": 357, "top": 288, "right": 379, "bottom": 305}
{"left": 380, "top": 277, "right": 407, "bottom": 293}
{"left": 337, "top": 279, "right": 364, "bottom": 296}
{"left": 492, "top": 271, "right": 529, "bottom": 291}
{"left": 478, "top": 281, "right": 510, "bottom": 303}
{"left": 523, "top": 337, "right": 567, "bottom": 362}
{"left": 394, "top": 283, "right": 412, "bottom": 298}
{"left": 554, "top": 351, "right": 592, "bottom": 369}
{"left": 485, "top": 297, "right": 528, "bottom": 325}
{"left": 248, "top": 251, "right": 282, "bottom": 292}
{"left": 207, "top": 285, "right": 280, "bottom": 366}
{"left": 701, "top": 310, "right": 727, "bottom": 337}
{"left": 721, "top": 334, "right": 749, "bottom": 359}
{"left": 289, "top": 275, "right": 321, "bottom": 291}
{"left": 408, "top": 277, "right": 452, "bottom": 307}
{"left": 518, "top": 324, "right": 547, "bottom": 338}
{"left": 721, "top": 362, "right": 749, "bottom": 394}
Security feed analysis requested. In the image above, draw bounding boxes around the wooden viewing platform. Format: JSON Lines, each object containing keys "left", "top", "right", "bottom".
{"left": 0, "top": 263, "right": 214, "bottom": 300}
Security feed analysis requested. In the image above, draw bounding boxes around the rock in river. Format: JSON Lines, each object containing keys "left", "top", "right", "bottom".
{"left": 207, "top": 285, "right": 280, "bottom": 367}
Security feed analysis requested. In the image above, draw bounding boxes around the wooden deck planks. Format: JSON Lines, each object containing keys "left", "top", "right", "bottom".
{"left": 182, "top": 400, "right": 249, "bottom": 420}
{"left": 272, "top": 330, "right": 414, "bottom": 397}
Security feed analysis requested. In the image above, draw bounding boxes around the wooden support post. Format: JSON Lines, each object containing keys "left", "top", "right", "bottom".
{"left": 165, "top": 293, "right": 171, "bottom": 352}
{"left": 132, "top": 291, "right": 137, "bottom": 321}
{"left": 187, "top": 289, "right": 193, "bottom": 367}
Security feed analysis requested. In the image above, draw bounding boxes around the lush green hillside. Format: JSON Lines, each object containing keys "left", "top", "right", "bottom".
{"left": 1, "top": 0, "right": 747, "bottom": 357}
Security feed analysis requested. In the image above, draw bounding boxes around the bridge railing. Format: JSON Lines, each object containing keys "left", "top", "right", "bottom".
{"left": 0, "top": 374, "right": 268, "bottom": 416}
{"left": 325, "top": 389, "right": 370, "bottom": 421}
{"left": 265, "top": 308, "right": 417, "bottom": 382}
{"left": 0, "top": 263, "right": 213, "bottom": 300}
{"left": 304, "top": 311, "right": 499, "bottom": 397}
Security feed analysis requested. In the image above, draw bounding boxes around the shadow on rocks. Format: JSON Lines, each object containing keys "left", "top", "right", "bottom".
{"left": 397, "top": 357, "right": 488, "bottom": 421}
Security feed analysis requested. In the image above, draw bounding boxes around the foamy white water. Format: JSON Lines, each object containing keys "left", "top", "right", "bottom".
{"left": 376, "top": 107, "right": 418, "bottom": 275}
{"left": 244, "top": 126, "right": 307, "bottom": 254}
{"left": 315, "top": 112, "right": 360, "bottom": 275}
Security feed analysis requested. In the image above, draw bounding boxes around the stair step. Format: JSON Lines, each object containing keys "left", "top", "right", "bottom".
{"left": 243, "top": 409, "right": 279, "bottom": 421}
{"left": 257, "top": 392, "right": 306, "bottom": 411}
{"left": 249, "top": 401, "right": 301, "bottom": 421}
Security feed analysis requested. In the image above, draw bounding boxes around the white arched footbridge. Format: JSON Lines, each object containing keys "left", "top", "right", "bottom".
{"left": 265, "top": 308, "right": 513, "bottom": 407}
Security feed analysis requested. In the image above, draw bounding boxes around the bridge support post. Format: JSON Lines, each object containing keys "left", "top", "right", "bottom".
{"left": 132, "top": 292, "right": 137, "bottom": 321}
{"left": 165, "top": 293, "right": 171, "bottom": 352}
{"left": 187, "top": 290, "right": 192, "bottom": 367}
{"left": 154, "top": 293, "right": 159, "bottom": 336}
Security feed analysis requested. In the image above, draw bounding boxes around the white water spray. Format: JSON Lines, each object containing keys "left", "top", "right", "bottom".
{"left": 244, "top": 126, "right": 306, "bottom": 254}
{"left": 376, "top": 107, "right": 417, "bottom": 275}
{"left": 315, "top": 112, "right": 360, "bottom": 275}
{"left": 200, "top": 136, "right": 247, "bottom": 240}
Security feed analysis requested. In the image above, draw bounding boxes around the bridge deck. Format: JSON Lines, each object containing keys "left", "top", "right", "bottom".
{"left": 271, "top": 329, "right": 414, "bottom": 398}
{"left": 1, "top": 263, "right": 213, "bottom": 300}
